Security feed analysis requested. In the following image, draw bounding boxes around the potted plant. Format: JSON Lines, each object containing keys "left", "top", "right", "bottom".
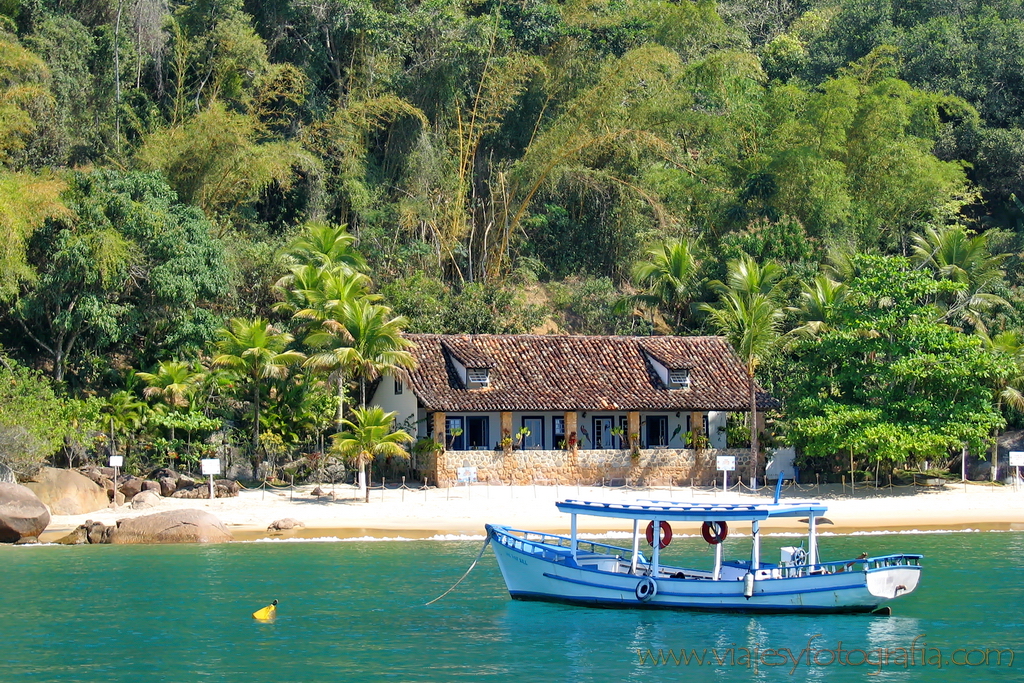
{"left": 499, "top": 429, "right": 513, "bottom": 454}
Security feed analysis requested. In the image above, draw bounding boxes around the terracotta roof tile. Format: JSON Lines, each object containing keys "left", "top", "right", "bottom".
{"left": 404, "top": 334, "right": 777, "bottom": 412}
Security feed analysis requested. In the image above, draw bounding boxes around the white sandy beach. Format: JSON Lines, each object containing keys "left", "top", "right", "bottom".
{"left": 39, "top": 480, "right": 1024, "bottom": 542}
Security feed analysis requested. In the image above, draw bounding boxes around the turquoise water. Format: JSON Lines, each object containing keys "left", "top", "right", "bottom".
{"left": 3, "top": 531, "right": 1023, "bottom": 682}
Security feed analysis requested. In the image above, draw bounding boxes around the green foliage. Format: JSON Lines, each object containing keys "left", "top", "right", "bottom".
{"left": 381, "top": 273, "right": 545, "bottom": 335}
{"left": 331, "top": 404, "right": 413, "bottom": 499}
{"left": 548, "top": 276, "right": 647, "bottom": 335}
{"left": 3, "top": 0, "right": 1024, "bottom": 479}
{"left": 0, "top": 358, "right": 73, "bottom": 476}
{"left": 211, "top": 317, "right": 304, "bottom": 449}
{"left": 8, "top": 170, "right": 229, "bottom": 383}
{"left": 137, "top": 102, "right": 315, "bottom": 226}
{"left": 783, "top": 255, "right": 1010, "bottom": 472}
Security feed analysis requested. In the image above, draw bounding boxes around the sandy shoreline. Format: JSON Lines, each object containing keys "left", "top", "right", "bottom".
{"left": 37, "top": 481, "right": 1024, "bottom": 542}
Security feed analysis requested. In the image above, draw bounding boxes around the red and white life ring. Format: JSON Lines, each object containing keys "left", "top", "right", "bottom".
{"left": 645, "top": 520, "right": 673, "bottom": 549}
{"left": 701, "top": 521, "right": 728, "bottom": 545}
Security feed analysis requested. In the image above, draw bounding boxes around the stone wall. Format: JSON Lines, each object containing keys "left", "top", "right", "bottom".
{"left": 432, "top": 448, "right": 752, "bottom": 487}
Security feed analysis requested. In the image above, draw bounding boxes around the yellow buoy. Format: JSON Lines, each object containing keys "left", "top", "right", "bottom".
{"left": 252, "top": 599, "right": 278, "bottom": 621}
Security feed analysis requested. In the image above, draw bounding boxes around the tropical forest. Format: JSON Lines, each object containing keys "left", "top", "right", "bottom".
{"left": 1, "top": 0, "right": 1023, "bottom": 485}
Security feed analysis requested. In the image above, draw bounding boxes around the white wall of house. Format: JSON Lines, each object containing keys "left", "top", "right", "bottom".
{"left": 708, "top": 411, "right": 728, "bottom": 449}
{"left": 371, "top": 375, "right": 419, "bottom": 434}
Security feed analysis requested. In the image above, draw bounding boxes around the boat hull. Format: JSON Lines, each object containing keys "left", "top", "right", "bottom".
{"left": 488, "top": 526, "right": 921, "bottom": 614}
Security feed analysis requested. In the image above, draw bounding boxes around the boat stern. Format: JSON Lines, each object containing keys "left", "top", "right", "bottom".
{"left": 865, "top": 564, "right": 922, "bottom": 600}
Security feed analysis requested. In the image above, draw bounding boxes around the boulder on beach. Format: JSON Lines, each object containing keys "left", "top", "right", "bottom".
{"left": 118, "top": 476, "right": 144, "bottom": 500}
{"left": 267, "top": 518, "right": 305, "bottom": 532}
{"left": 55, "top": 525, "right": 89, "bottom": 545}
{"left": 131, "top": 490, "right": 161, "bottom": 510}
{"left": 110, "top": 509, "right": 233, "bottom": 544}
{"left": 56, "top": 520, "right": 116, "bottom": 545}
{"left": 158, "top": 476, "right": 177, "bottom": 497}
{"left": 23, "top": 467, "right": 108, "bottom": 515}
{"left": 0, "top": 483, "right": 51, "bottom": 542}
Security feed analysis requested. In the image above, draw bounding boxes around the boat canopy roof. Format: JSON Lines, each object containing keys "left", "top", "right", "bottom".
{"left": 555, "top": 499, "right": 828, "bottom": 522}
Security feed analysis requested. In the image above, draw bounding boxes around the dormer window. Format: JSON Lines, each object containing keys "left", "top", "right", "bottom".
{"left": 467, "top": 368, "right": 490, "bottom": 388}
{"left": 668, "top": 369, "right": 690, "bottom": 389}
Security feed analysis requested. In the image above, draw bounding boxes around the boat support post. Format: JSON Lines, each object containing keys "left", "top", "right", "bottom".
{"left": 652, "top": 519, "right": 661, "bottom": 577}
{"left": 751, "top": 520, "right": 760, "bottom": 572}
{"left": 570, "top": 513, "right": 578, "bottom": 562}
{"left": 808, "top": 514, "right": 817, "bottom": 569}
{"left": 713, "top": 539, "right": 723, "bottom": 580}
{"left": 629, "top": 519, "right": 640, "bottom": 574}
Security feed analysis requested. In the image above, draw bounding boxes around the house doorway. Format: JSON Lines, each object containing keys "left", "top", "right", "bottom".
{"left": 466, "top": 416, "right": 489, "bottom": 450}
{"left": 593, "top": 417, "right": 614, "bottom": 449}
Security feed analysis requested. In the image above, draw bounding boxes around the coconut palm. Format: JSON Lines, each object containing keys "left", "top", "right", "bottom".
{"left": 331, "top": 406, "right": 414, "bottom": 503}
{"left": 100, "top": 390, "right": 149, "bottom": 456}
{"left": 912, "top": 224, "right": 1009, "bottom": 332}
{"left": 700, "top": 256, "right": 787, "bottom": 488}
{"left": 792, "top": 274, "right": 849, "bottom": 338}
{"left": 135, "top": 360, "right": 206, "bottom": 442}
{"left": 712, "top": 253, "right": 786, "bottom": 302}
{"left": 278, "top": 221, "right": 367, "bottom": 275}
{"left": 305, "top": 299, "right": 416, "bottom": 496}
{"left": 211, "top": 318, "right": 305, "bottom": 454}
{"left": 136, "top": 360, "right": 205, "bottom": 409}
{"left": 627, "top": 238, "right": 704, "bottom": 330}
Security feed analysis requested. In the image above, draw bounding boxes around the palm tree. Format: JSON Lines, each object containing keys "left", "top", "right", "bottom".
{"left": 135, "top": 360, "right": 206, "bottom": 442}
{"left": 700, "top": 256, "right": 787, "bottom": 488}
{"left": 977, "top": 329, "right": 1024, "bottom": 481}
{"left": 278, "top": 221, "right": 367, "bottom": 275}
{"left": 713, "top": 253, "right": 786, "bottom": 302}
{"left": 331, "top": 406, "right": 414, "bottom": 503}
{"left": 305, "top": 299, "right": 416, "bottom": 496}
{"left": 912, "top": 224, "right": 1009, "bottom": 332}
{"left": 100, "top": 390, "right": 148, "bottom": 457}
{"left": 792, "top": 274, "right": 848, "bottom": 338}
{"left": 211, "top": 318, "right": 305, "bottom": 457}
{"left": 279, "top": 267, "right": 376, "bottom": 324}
{"left": 136, "top": 360, "right": 205, "bottom": 409}
{"left": 627, "top": 238, "right": 704, "bottom": 330}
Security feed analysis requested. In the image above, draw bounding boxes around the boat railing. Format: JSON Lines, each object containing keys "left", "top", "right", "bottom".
{"left": 783, "top": 553, "right": 923, "bottom": 578}
{"left": 492, "top": 527, "right": 648, "bottom": 565}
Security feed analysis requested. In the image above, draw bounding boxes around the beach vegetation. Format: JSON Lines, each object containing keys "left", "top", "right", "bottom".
{"left": 3, "top": 0, "right": 1024, "bottom": 484}
{"left": 331, "top": 406, "right": 414, "bottom": 503}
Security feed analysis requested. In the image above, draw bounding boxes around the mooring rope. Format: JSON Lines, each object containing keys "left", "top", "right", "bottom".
{"left": 424, "top": 536, "right": 492, "bottom": 606}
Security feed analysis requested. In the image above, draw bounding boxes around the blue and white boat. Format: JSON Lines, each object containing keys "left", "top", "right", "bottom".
{"left": 486, "top": 496, "right": 921, "bottom": 613}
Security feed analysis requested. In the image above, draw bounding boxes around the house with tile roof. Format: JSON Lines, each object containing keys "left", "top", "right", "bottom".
{"left": 372, "top": 334, "right": 776, "bottom": 486}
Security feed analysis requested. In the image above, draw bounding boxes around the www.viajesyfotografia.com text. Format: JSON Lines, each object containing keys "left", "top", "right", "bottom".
{"left": 636, "top": 634, "right": 1014, "bottom": 674}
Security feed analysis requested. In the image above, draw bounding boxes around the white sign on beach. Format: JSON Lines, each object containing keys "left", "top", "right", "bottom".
{"left": 716, "top": 456, "right": 736, "bottom": 472}
{"left": 109, "top": 455, "right": 123, "bottom": 467}
{"left": 457, "top": 466, "right": 478, "bottom": 483}
{"left": 1010, "top": 452, "right": 1024, "bottom": 467}
{"left": 201, "top": 458, "right": 222, "bottom": 475}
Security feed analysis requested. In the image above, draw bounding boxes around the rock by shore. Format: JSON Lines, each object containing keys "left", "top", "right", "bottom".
{"left": 23, "top": 467, "right": 108, "bottom": 515}
{"left": 55, "top": 509, "right": 233, "bottom": 545}
{"left": 0, "top": 483, "right": 51, "bottom": 542}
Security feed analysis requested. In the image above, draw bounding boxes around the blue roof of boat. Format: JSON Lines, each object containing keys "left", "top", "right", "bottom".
{"left": 555, "top": 499, "right": 828, "bottom": 521}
